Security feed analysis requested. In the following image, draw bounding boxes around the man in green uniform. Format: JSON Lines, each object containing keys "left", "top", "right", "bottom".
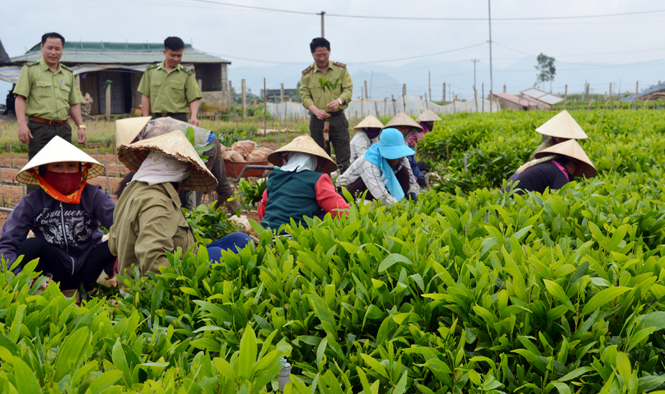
{"left": 14, "top": 32, "right": 86, "bottom": 192}
{"left": 138, "top": 36, "right": 202, "bottom": 126}
{"left": 299, "top": 37, "right": 353, "bottom": 174}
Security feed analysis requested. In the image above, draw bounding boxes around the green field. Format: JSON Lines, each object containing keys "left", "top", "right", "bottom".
{"left": 2, "top": 109, "right": 665, "bottom": 393}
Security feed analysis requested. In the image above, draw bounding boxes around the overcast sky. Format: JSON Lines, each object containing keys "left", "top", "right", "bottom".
{"left": 2, "top": 0, "right": 664, "bottom": 101}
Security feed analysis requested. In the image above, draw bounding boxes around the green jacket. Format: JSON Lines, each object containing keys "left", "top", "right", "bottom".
{"left": 137, "top": 61, "right": 202, "bottom": 113}
{"left": 299, "top": 61, "right": 353, "bottom": 112}
{"left": 108, "top": 181, "right": 196, "bottom": 278}
{"left": 13, "top": 57, "right": 83, "bottom": 120}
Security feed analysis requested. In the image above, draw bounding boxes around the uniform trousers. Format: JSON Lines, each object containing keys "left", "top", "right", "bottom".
{"left": 309, "top": 114, "right": 351, "bottom": 174}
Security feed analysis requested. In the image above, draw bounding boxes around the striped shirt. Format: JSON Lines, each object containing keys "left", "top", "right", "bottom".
{"left": 337, "top": 156, "right": 419, "bottom": 205}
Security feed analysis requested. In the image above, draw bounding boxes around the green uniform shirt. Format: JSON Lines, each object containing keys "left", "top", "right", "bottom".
{"left": 300, "top": 61, "right": 353, "bottom": 112}
{"left": 108, "top": 181, "right": 196, "bottom": 278}
{"left": 13, "top": 57, "right": 83, "bottom": 121}
{"left": 137, "top": 61, "right": 203, "bottom": 114}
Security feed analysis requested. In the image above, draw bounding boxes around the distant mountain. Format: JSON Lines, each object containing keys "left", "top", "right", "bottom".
{"left": 229, "top": 58, "right": 665, "bottom": 101}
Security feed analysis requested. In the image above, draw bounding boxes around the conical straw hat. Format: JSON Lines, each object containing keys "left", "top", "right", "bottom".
{"left": 416, "top": 109, "right": 442, "bottom": 122}
{"left": 354, "top": 115, "right": 384, "bottom": 130}
{"left": 384, "top": 112, "right": 423, "bottom": 131}
{"left": 17, "top": 136, "right": 105, "bottom": 185}
{"left": 535, "top": 139, "right": 597, "bottom": 177}
{"left": 268, "top": 135, "right": 337, "bottom": 173}
{"left": 117, "top": 130, "right": 218, "bottom": 191}
{"left": 115, "top": 116, "right": 151, "bottom": 148}
{"left": 536, "top": 110, "right": 588, "bottom": 139}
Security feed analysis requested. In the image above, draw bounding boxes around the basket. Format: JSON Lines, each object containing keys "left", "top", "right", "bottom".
{"left": 224, "top": 159, "right": 270, "bottom": 178}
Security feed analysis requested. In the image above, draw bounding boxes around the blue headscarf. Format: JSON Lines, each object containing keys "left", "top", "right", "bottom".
{"left": 363, "top": 128, "right": 415, "bottom": 201}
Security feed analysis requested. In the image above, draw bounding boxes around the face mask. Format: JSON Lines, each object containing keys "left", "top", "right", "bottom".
{"left": 364, "top": 128, "right": 381, "bottom": 139}
{"left": 44, "top": 171, "right": 82, "bottom": 196}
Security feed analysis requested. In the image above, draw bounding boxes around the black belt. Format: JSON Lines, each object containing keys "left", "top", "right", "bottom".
{"left": 310, "top": 109, "right": 344, "bottom": 118}
{"left": 153, "top": 112, "right": 188, "bottom": 117}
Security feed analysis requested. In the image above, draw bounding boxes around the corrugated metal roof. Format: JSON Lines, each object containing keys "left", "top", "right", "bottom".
{"left": 11, "top": 41, "right": 230, "bottom": 64}
{"left": 493, "top": 92, "right": 539, "bottom": 107}
{"left": 621, "top": 82, "right": 665, "bottom": 101}
{"left": 520, "top": 88, "right": 564, "bottom": 105}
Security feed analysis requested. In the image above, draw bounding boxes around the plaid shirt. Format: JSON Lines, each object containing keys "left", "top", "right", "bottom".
{"left": 337, "top": 156, "right": 419, "bottom": 205}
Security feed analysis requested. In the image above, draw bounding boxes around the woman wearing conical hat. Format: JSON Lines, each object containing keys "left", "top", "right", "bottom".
{"left": 350, "top": 115, "right": 383, "bottom": 163}
{"left": 506, "top": 139, "right": 597, "bottom": 195}
{"left": 0, "top": 136, "right": 116, "bottom": 291}
{"left": 416, "top": 109, "right": 442, "bottom": 135}
{"left": 115, "top": 116, "right": 235, "bottom": 211}
{"left": 529, "top": 110, "right": 588, "bottom": 160}
{"left": 109, "top": 131, "right": 251, "bottom": 277}
{"left": 258, "top": 135, "right": 349, "bottom": 230}
{"left": 337, "top": 128, "right": 420, "bottom": 205}
{"left": 384, "top": 112, "right": 428, "bottom": 187}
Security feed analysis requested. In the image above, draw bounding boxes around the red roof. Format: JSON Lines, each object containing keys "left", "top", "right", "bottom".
{"left": 493, "top": 92, "right": 539, "bottom": 107}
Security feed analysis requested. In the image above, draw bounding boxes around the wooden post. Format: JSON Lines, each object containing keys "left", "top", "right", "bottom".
{"left": 585, "top": 83, "right": 590, "bottom": 101}
{"left": 636, "top": 81, "right": 639, "bottom": 95}
{"left": 473, "top": 86, "right": 478, "bottom": 112}
{"left": 503, "top": 84, "right": 506, "bottom": 93}
{"left": 428, "top": 71, "right": 432, "bottom": 102}
{"left": 105, "top": 83, "right": 111, "bottom": 121}
{"left": 443, "top": 83, "right": 446, "bottom": 105}
{"left": 364, "top": 80, "right": 369, "bottom": 99}
{"left": 360, "top": 87, "right": 364, "bottom": 116}
{"left": 424, "top": 92, "right": 429, "bottom": 109}
{"left": 263, "top": 78, "right": 267, "bottom": 135}
{"left": 9, "top": 145, "right": 13, "bottom": 169}
{"left": 609, "top": 83, "right": 612, "bottom": 101}
{"left": 241, "top": 79, "right": 247, "bottom": 120}
{"left": 103, "top": 158, "right": 111, "bottom": 193}
{"left": 280, "top": 83, "right": 284, "bottom": 103}
{"left": 402, "top": 84, "right": 407, "bottom": 112}
{"left": 482, "top": 83, "right": 485, "bottom": 112}
{"left": 391, "top": 95, "right": 396, "bottom": 114}
{"left": 564, "top": 85, "right": 568, "bottom": 109}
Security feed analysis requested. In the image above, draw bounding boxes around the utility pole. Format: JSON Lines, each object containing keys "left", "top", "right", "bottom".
{"left": 488, "top": 0, "right": 494, "bottom": 113}
{"left": 471, "top": 59, "right": 479, "bottom": 91}
{"left": 318, "top": 11, "right": 326, "bottom": 37}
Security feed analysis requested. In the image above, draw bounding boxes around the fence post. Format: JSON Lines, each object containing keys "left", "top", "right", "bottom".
{"left": 241, "top": 79, "right": 247, "bottom": 120}
{"left": 443, "top": 83, "right": 446, "bottom": 105}
{"left": 105, "top": 83, "right": 111, "bottom": 121}
{"left": 263, "top": 78, "right": 267, "bottom": 135}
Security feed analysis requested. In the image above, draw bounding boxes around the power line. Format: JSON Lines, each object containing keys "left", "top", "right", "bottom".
{"left": 203, "top": 42, "right": 486, "bottom": 65}
{"left": 328, "top": 9, "right": 665, "bottom": 21}
{"left": 183, "top": 1, "right": 665, "bottom": 21}
{"left": 188, "top": 0, "right": 316, "bottom": 15}
{"left": 347, "top": 42, "right": 486, "bottom": 64}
